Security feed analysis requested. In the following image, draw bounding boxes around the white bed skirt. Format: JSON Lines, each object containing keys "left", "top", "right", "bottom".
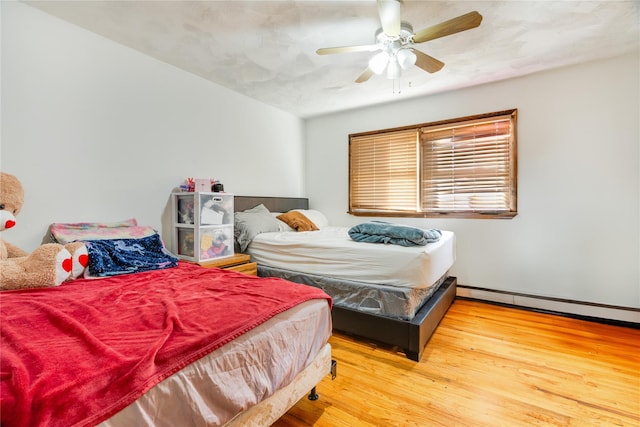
{"left": 225, "top": 342, "right": 332, "bottom": 426}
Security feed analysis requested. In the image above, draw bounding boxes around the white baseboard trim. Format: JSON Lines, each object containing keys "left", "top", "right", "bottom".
{"left": 456, "top": 286, "right": 640, "bottom": 325}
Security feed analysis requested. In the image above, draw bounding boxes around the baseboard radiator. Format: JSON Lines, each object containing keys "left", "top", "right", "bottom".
{"left": 456, "top": 285, "right": 640, "bottom": 327}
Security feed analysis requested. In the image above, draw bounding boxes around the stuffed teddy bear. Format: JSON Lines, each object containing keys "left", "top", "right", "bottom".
{"left": 0, "top": 172, "right": 89, "bottom": 291}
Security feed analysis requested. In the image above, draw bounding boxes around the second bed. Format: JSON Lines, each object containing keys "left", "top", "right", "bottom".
{"left": 234, "top": 196, "right": 457, "bottom": 361}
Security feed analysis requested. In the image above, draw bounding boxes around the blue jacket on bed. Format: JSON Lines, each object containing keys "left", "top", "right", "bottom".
{"left": 348, "top": 221, "right": 441, "bottom": 247}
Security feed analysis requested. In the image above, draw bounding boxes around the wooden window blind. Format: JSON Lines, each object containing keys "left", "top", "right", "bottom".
{"left": 349, "top": 109, "right": 517, "bottom": 218}
{"left": 421, "top": 111, "right": 517, "bottom": 215}
{"left": 349, "top": 128, "right": 419, "bottom": 213}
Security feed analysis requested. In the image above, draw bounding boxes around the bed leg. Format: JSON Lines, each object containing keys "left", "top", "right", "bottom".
{"left": 404, "top": 350, "right": 420, "bottom": 362}
{"left": 308, "top": 359, "right": 337, "bottom": 401}
{"left": 308, "top": 387, "right": 319, "bottom": 400}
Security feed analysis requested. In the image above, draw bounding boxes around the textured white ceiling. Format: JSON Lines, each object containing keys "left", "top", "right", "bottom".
{"left": 25, "top": 0, "right": 640, "bottom": 118}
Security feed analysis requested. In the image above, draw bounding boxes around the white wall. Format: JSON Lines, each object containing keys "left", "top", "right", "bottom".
{"left": 3, "top": 2, "right": 638, "bottom": 310}
{"left": 1, "top": 2, "right": 305, "bottom": 250}
{"left": 305, "top": 53, "right": 640, "bottom": 309}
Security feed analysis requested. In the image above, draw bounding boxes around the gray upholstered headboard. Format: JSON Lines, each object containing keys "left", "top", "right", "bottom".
{"left": 234, "top": 196, "right": 309, "bottom": 213}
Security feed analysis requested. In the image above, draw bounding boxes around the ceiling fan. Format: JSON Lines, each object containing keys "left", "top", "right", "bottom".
{"left": 316, "top": 0, "right": 482, "bottom": 83}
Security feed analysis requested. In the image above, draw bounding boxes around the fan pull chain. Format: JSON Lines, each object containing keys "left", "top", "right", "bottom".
{"left": 393, "top": 77, "right": 401, "bottom": 94}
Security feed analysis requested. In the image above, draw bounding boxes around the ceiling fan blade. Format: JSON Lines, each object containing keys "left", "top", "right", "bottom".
{"left": 377, "top": 0, "right": 401, "bottom": 37}
{"left": 355, "top": 68, "right": 374, "bottom": 83}
{"left": 316, "top": 44, "right": 380, "bottom": 55}
{"left": 412, "top": 11, "right": 482, "bottom": 44}
{"left": 411, "top": 49, "right": 445, "bottom": 73}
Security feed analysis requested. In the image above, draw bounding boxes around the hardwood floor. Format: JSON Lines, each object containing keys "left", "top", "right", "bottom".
{"left": 273, "top": 299, "right": 640, "bottom": 427}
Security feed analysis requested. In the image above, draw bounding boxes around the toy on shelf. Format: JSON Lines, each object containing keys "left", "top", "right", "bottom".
{"left": 179, "top": 178, "right": 225, "bottom": 193}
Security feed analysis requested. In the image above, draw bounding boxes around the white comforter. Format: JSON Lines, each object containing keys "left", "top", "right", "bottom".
{"left": 248, "top": 226, "right": 456, "bottom": 289}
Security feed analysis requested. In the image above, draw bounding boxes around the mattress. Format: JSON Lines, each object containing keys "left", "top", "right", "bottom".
{"left": 248, "top": 226, "right": 455, "bottom": 289}
{"left": 247, "top": 226, "right": 455, "bottom": 320}
{"left": 100, "top": 298, "right": 332, "bottom": 427}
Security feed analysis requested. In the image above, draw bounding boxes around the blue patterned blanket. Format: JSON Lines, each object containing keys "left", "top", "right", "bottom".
{"left": 348, "top": 221, "right": 441, "bottom": 247}
{"left": 84, "top": 233, "right": 178, "bottom": 277}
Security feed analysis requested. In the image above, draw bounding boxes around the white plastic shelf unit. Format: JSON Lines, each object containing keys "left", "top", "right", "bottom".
{"left": 172, "top": 192, "right": 234, "bottom": 262}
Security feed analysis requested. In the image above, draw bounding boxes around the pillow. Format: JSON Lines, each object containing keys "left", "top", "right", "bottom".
{"left": 293, "top": 209, "right": 329, "bottom": 229}
{"left": 277, "top": 211, "right": 319, "bottom": 232}
{"left": 234, "top": 204, "right": 281, "bottom": 252}
{"left": 50, "top": 219, "right": 156, "bottom": 244}
{"left": 270, "top": 213, "right": 295, "bottom": 232}
{"left": 83, "top": 233, "right": 178, "bottom": 278}
{"left": 243, "top": 204, "right": 270, "bottom": 214}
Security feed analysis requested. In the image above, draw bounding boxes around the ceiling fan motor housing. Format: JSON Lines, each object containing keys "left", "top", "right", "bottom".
{"left": 371, "top": 22, "right": 417, "bottom": 76}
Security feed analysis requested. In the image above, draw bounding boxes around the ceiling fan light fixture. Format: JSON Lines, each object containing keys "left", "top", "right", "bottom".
{"left": 369, "top": 51, "right": 390, "bottom": 75}
{"left": 397, "top": 49, "right": 417, "bottom": 70}
{"left": 386, "top": 57, "right": 401, "bottom": 79}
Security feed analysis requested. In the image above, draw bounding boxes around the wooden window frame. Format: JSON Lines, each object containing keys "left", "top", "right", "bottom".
{"left": 349, "top": 109, "right": 518, "bottom": 219}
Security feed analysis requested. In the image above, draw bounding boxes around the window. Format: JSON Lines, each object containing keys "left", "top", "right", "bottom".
{"left": 349, "top": 109, "right": 517, "bottom": 218}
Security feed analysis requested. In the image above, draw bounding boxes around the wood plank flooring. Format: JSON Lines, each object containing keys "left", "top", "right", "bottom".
{"left": 273, "top": 299, "right": 640, "bottom": 427}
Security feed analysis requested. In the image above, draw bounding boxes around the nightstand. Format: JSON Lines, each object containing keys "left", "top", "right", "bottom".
{"left": 196, "top": 253, "right": 257, "bottom": 276}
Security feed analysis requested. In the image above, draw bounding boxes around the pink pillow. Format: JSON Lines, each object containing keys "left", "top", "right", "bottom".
{"left": 50, "top": 219, "right": 156, "bottom": 244}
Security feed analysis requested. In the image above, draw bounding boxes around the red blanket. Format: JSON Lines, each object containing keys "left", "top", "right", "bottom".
{"left": 0, "top": 262, "right": 331, "bottom": 427}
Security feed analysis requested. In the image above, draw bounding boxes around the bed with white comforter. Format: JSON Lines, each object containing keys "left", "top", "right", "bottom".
{"left": 234, "top": 196, "right": 458, "bottom": 361}
{"left": 248, "top": 226, "right": 455, "bottom": 320}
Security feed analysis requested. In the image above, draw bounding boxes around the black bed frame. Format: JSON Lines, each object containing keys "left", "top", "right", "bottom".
{"left": 234, "top": 196, "right": 456, "bottom": 361}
